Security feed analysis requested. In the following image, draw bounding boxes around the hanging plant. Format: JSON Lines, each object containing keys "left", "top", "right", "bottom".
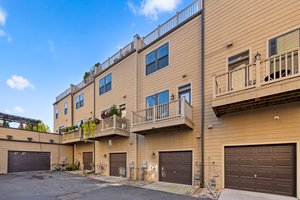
{"left": 82, "top": 118, "right": 98, "bottom": 141}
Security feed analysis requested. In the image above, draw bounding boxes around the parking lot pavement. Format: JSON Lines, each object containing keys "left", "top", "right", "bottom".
{"left": 0, "top": 171, "right": 203, "bottom": 200}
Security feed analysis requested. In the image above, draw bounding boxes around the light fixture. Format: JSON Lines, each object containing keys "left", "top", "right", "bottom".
{"left": 104, "top": 154, "right": 107, "bottom": 158}
{"left": 255, "top": 52, "right": 261, "bottom": 61}
{"left": 152, "top": 152, "right": 156, "bottom": 159}
{"left": 208, "top": 125, "right": 213, "bottom": 129}
{"left": 108, "top": 139, "right": 112, "bottom": 146}
{"left": 170, "top": 94, "right": 175, "bottom": 101}
{"left": 273, "top": 116, "right": 279, "bottom": 120}
{"left": 226, "top": 42, "right": 233, "bottom": 48}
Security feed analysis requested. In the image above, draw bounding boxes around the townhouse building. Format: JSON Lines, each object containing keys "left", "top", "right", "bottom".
{"left": 53, "top": 0, "right": 300, "bottom": 198}
{"left": 53, "top": 0, "right": 202, "bottom": 185}
{"left": 204, "top": 0, "right": 300, "bottom": 198}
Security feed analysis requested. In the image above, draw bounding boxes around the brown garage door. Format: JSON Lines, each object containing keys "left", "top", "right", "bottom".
{"left": 110, "top": 153, "right": 126, "bottom": 177}
{"left": 159, "top": 151, "right": 192, "bottom": 185}
{"left": 83, "top": 152, "right": 93, "bottom": 170}
{"left": 225, "top": 144, "right": 296, "bottom": 197}
{"left": 8, "top": 151, "right": 50, "bottom": 173}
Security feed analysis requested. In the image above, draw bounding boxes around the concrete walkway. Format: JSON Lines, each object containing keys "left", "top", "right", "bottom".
{"left": 142, "top": 182, "right": 192, "bottom": 195}
{"left": 219, "top": 189, "right": 297, "bottom": 200}
{"left": 88, "top": 175, "right": 126, "bottom": 183}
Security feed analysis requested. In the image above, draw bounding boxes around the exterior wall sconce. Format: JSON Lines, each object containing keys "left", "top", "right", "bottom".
{"left": 273, "top": 116, "right": 279, "bottom": 120}
{"left": 170, "top": 94, "right": 175, "bottom": 101}
{"left": 226, "top": 42, "right": 233, "bottom": 48}
{"left": 104, "top": 154, "right": 107, "bottom": 158}
{"left": 152, "top": 152, "right": 156, "bottom": 159}
{"left": 108, "top": 139, "right": 112, "bottom": 146}
{"left": 208, "top": 125, "right": 213, "bottom": 129}
{"left": 255, "top": 52, "right": 261, "bottom": 61}
{"left": 182, "top": 74, "right": 187, "bottom": 78}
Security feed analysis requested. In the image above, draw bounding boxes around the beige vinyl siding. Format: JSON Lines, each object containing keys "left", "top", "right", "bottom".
{"left": 53, "top": 95, "right": 72, "bottom": 133}
{"left": 204, "top": 0, "right": 300, "bottom": 194}
{"left": 73, "top": 83, "right": 95, "bottom": 124}
{"left": 94, "top": 53, "right": 137, "bottom": 177}
{"left": 136, "top": 15, "right": 202, "bottom": 182}
{"left": 74, "top": 142, "right": 94, "bottom": 171}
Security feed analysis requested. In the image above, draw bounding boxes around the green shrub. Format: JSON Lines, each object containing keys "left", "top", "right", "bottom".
{"left": 65, "top": 164, "right": 80, "bottom": 171}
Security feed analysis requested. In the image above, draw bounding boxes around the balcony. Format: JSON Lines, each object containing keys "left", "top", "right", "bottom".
{"left": 212, "top": 48, "right": 300, "bottom": 116}
{"left": 62, "top": 115, "right": 130, "bottom": 144}
{"left": 131, "top": 98, "right": 194, "bottom": 134}
{"left": 93, "top": 115, "right": 130, "bottom": 139}
{"left": 62, "top": 130, "right": 82, "bottom": 144}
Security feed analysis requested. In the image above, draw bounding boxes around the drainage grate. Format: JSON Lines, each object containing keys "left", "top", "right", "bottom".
{"left": 57, "top": 193, "right": 82, "bottom": 200}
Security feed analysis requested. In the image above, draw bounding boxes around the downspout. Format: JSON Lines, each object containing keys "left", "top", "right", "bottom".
{"left": 200, "top": 0, "right": 205, "bottom": 188}
{"left": 71, "top": 86, "right": 75, "bottom": 164}
{"left": 93, "top": 76, "right": 96, "bottom": 171}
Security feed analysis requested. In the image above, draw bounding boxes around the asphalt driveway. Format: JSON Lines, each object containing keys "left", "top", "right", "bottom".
{"left": 0, "top": 171, "right": 201, "bottom": 200}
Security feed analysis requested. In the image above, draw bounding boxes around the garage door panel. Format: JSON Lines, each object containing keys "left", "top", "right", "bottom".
{"left": 159, "top": 151, "right": 192, "bottom": 185}
{"left": 8, "top": 151, "right": 50, "bottom": 173}
{"left": 225, "top": 144, "right": 296, "bottom": 197}
{"left": 110, "top": 153, "right": 126, "bottom": 178}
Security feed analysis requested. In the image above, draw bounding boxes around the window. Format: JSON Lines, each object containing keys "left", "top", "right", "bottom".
{"left": 146, "top": 90, "right": 169, "bottom": 107}
{"left": 179, "top": 84, "right": 191, "bottom": 104}
{"left": 58, "top": 125, "right": 64, "bottom": 134}
{"left": 64, "top": 102, "right": 68, "bottom": 115}
{"left": 269, "top": 28, "right": 300, "bottom": 57}
{"left": 77, "top": 120, "right": 83, "bottom": 128}
{"left": 228, "top": 50, "right": 251, "bottom": 91}
{"left": 76, "top": 93, "right": 84, "bottom": 109}
{"left": 55, "top": 108, "right": 58, "bottom": 119}
{"left": 119, "top": 104, "right": 126, "bottom": 118}
{"left": 146, "top": 43, "right": 169, "bottom": 75}
{"left": 99, "top": 73, "right": 112, "bottom": 95}
{"left": 146, "top": 90, "right": 169, "bottom": 120}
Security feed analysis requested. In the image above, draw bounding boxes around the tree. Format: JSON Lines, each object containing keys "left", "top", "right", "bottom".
{"left": 2, "top": 120, "right": 10, "bottom": 127}
{"left": 25, "top": 122, "right": 50, "bottom": 133}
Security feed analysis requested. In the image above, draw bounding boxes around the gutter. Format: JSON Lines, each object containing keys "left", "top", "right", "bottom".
{"left": 200, "top": 0, "right": 205, "bottom": 188}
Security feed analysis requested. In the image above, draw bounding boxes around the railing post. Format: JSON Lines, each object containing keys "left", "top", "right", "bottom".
{"left": 101, "top": 120, "right": 104, "bottom": 132}
{"left": 157, "top": 25, "right": 161, "bottom": 37}
{"left": 113, "top": 115, "right": 116, "bottom": 129}
{"left": 181, "top": 97, "right": 185, "bottom": 117}
{"left": 212, "top": 74, "right": 216, "bottom": 98}
{"left": 176, "top": 12, "right": 179, "bottom": 25}
{"left": 255, "top": 56, "right": 261, "bottom": 88}
{"left": 153, "top": 106, "right": 156, "bottom": 122}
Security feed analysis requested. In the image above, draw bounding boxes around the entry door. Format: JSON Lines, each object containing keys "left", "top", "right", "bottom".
{"left": 83, "top": 152, "right": 93, "bottom": 170}
{"left": 159, "top": 151, "right": 192, "bottom": 185}
{"left": 110, "top": 153, "right": 126, "bottom": 177}
{"left": 225, "top": 144, "right": 296, "bottom": 197}
{"left": 8, "top": 151, "right": 50, "bottom": 173}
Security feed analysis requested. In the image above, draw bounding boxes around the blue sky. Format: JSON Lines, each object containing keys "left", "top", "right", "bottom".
{"left": 0, "top": 0, "right": 193, "bottom": 131}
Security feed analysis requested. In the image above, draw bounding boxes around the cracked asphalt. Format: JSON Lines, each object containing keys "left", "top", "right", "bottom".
{"left": 0, "top": 171, "right": 202, "bottom": 200}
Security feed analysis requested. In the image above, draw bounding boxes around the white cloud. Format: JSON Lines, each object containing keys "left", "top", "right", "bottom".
{"left": 128, "top": 0, "right": 181, "bottom": 20}
{"left": 0, "top": 29, "right": 5, "bottom": 37}
{"left": 0, "top": 7, "right": 6, "bottom": 26}
{"left": 6, "top": 75, "right": 35, "bottom": 90}
{"left": 13, "top": 106, "right": 25, "bottom": 114}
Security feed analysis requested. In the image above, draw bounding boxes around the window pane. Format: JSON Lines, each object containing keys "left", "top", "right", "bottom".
{"left": 76, "top": 96, "right": 79, "bottom": 103}
{"left": 146, "top": 51, "right": 156, "bottom": 65}
{"left": 146, "top": 95, "right": 156, "bottom": 107}
{"left": 158, "top": 56, "right": 168, "bottom": 69}
{"left": 179, "top": 84, "right": 191, "bottom": 92}
{"left": 157, "top": 90, "right": 169, "bottom": 105}
{"left": 100, "top": 78, "right": 105, "bottom": 87}
{"left": 158, "top": 43, "right": 169, "bottom": 58}
{"left": 106, "top": 74, "right": 112, "bottom": 83}
{"left": 81, "top": 94, "right": 84, "bottom": 101}
{"left": 106, "top": 82, "right": 112, "bottom": 92}
{"left": 100, "top": 86, "right": 105, "bottom": 95}
{"left": 146, "top": 62, "right": 157, "bottom": 75}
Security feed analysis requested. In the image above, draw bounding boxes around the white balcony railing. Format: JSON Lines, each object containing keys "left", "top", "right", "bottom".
{"left": 100, "top": 115, "right": 129, "bottom": 132}
{"left": 142, "top": 0, "right": 201, "bottom": 46}
{"left": 56, "top": 88, "right": 71, "bottom": 102}
{"left": 213, "top": 48, "right": 300, "bottom": 97}
{"left": 132, "top": 97, "right": 193, "bottom": 126}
